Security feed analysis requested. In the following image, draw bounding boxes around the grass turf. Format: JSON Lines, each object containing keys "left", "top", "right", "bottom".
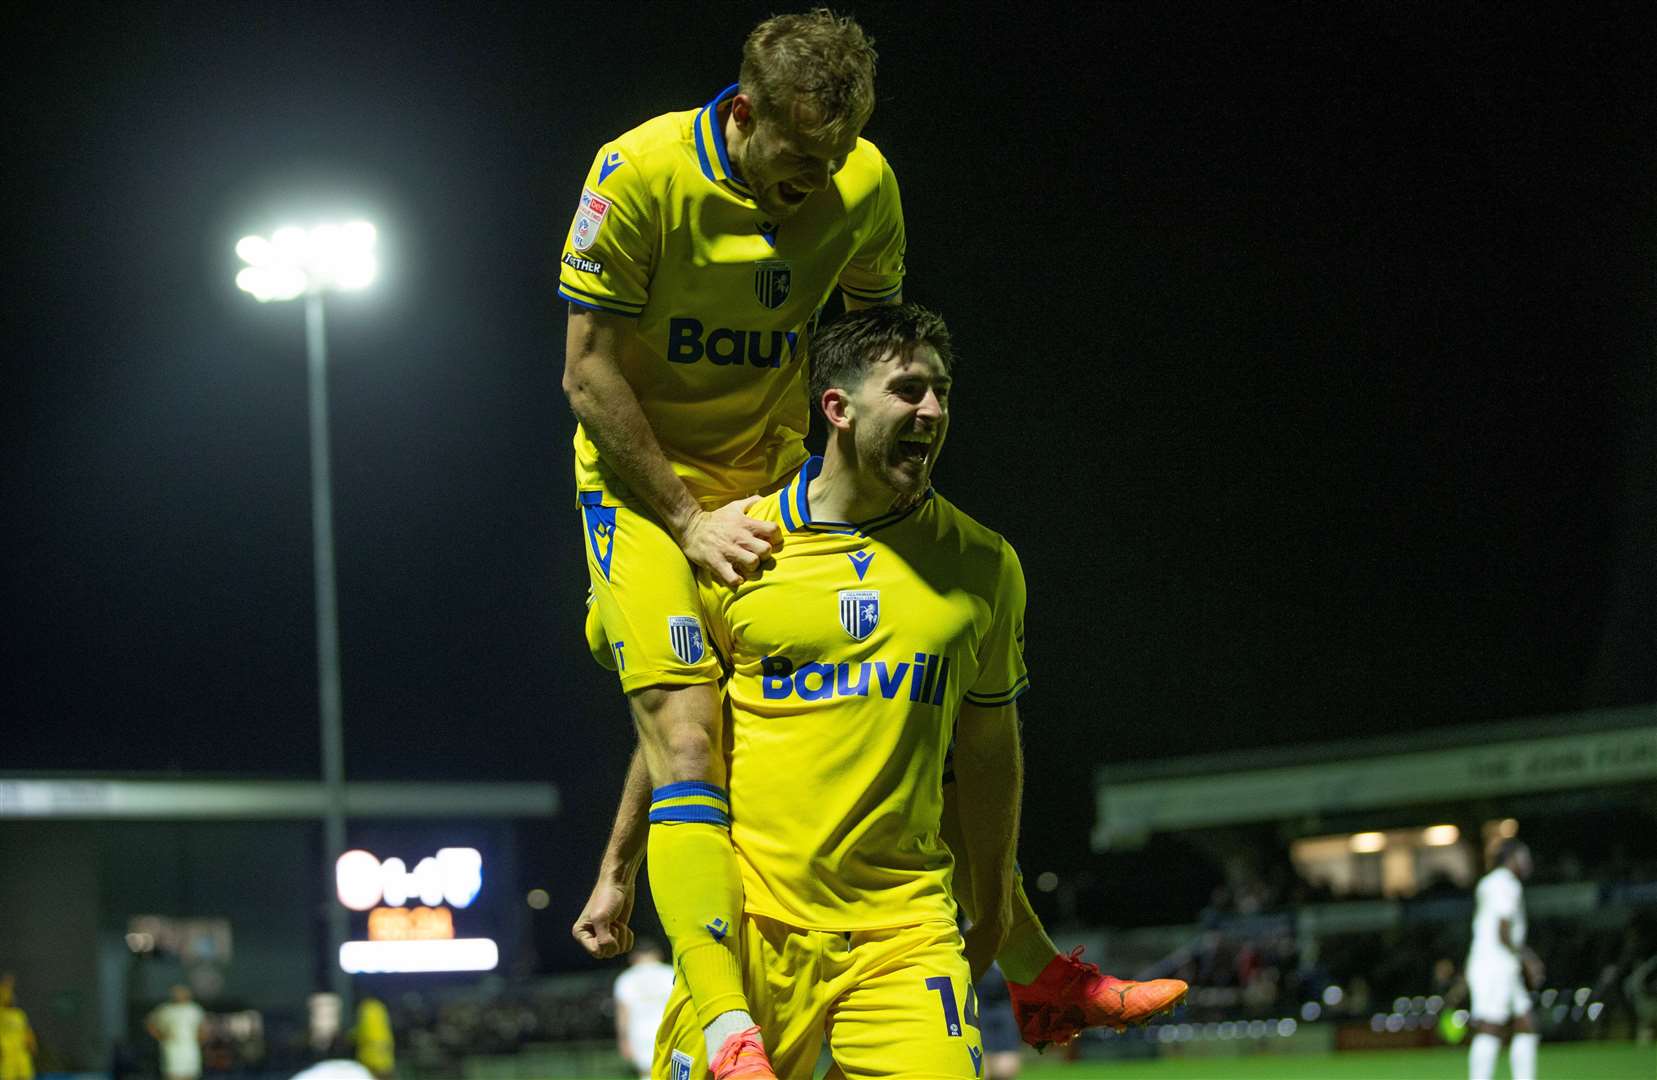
{"left": 1013, "top": 1040, "right": 1652, "bottom": 1079}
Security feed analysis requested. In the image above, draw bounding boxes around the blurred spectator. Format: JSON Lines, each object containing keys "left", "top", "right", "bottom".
{"left": 1626, "top": 953, "right": 1657, "bottom": 1046}
{"left": 352, "top": 999, "right": 394, "bottom": 1080}
{"left": 0, "top": 975, "right": 38, "bottom": 1080}
{"left": 146, "top": 985, "right": 206, "bottom": 1080}
{"left": 612, "top": 939, "right": 672, "bottom": 1078}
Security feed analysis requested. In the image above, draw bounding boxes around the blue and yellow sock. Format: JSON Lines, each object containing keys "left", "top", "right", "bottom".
{"left": 646, "top": 783, "right": 750, "bottom": 1026}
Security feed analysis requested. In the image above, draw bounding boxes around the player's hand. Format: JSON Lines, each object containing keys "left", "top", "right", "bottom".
{"left": 572, "top": 877, "right": 636, "bottom": 959}
{"left": 963, "top": 917, "right": 1010, "bottom": 984}
{"left": 1522, "top": 951, "right": 1546, "bottom": 991}
{"left": 680, "top": 497, "right": 781, "bottom": 588}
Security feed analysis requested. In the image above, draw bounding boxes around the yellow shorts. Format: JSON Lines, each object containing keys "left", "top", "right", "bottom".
{"left": 654, "top": 914, "right": 983, "bottom": 1080}
{"left": 578, "top": 488, "right": 721, "bottom": 693}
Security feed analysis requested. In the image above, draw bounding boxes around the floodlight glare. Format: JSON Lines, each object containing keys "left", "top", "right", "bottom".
{"left": 1422, "top": 824, "right": 1460, "bottom": 846}
{"left": 235, "top": 235, "right": 271, "bottom": 266}
{"left": 1349, "top": 831, "right": 1387, "bottom": 853}
{"left": 235, "top": 220, "right": 379, "bottom": 301}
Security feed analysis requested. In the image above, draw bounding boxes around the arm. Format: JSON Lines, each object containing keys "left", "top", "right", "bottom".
{"left": 1500, "top": 918, "right": 1545, "bottom": 986}
{"left": 572, "top": 746, "right": 651, "bottom": 958}
{"left": 562, "top": 309, "right": 776, "bottom": 587}
{"left": 953, "top": 699, "right": 1023, "bottom": 982}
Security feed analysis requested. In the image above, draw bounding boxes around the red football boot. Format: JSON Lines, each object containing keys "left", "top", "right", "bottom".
{"left": 709, "top": 1025, "right": 778, "bottom": 1079}
{"left": 1007, "top": 948, "right": 1189, "bottom": 1048}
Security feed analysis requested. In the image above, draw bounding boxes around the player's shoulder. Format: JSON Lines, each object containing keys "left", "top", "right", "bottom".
{"left": 589, "top": 107, "right": 700, "bottom": 192}
{"left": 908, "top": 490, "right": 1021, "bottom": 588}
{"left": 925, "top": 490, "right": 1017, "bottom": 558}
{"left": 833, "top": 135, "right": 896, "bottom": 201}
{"left": 747, "top": 486, "right": 791, "bottom": 530}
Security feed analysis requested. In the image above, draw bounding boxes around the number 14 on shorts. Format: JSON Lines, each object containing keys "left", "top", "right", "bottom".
{"left": 925, "top": 976, "right": 979, "bottom": 1037}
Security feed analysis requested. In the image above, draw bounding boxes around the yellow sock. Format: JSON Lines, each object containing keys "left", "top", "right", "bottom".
{"left": 646, "top": 784, "right": 749, "bottom": 1025}
{"left": 997, "top": 871, "right": 1060, "bottom": 984}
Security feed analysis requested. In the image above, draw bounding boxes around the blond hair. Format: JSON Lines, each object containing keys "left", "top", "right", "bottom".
{"left": 740, "top": 9, "right": 877, "bottom": 140}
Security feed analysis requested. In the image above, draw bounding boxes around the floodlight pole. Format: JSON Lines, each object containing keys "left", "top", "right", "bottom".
{"left": 305, "top": 289, "right": 351, "bottom": 1010}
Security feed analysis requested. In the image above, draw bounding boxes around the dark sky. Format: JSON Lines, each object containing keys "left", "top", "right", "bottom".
{"left": 4, "top": 3, "right": 1653, "bottom": 958}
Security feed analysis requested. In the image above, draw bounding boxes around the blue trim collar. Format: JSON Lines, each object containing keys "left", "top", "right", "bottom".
{"left": 693, "top": 84, "right": 753, "bottom": 196}
{"left": 781, "top": 456, "right": 933, "bottom": 536}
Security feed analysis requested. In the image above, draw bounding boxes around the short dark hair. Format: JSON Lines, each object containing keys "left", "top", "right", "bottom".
{"left": 808, "top": 303, "right": 954, "bottom": 411}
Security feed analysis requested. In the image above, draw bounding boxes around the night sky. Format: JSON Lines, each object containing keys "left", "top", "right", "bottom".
{"left": 4, "top": 4, "right": 1652, "bottom": 967}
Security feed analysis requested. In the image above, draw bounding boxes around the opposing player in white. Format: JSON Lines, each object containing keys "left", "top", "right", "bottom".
{"left": 613, "top": 939, "right": 674, "bottom": 1078}
{"left": 145, "top": 985, "right": 205, "bottom": 1080}
{"left": 1467, "top": 840, "right": 1541, "bottom": 1080}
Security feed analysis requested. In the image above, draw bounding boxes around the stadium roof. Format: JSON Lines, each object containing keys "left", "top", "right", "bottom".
{"left": 0, "top": 776, "right": 558, "bottom": 819}
{"left": 1093, "top": 704, "right": 1656, "bottom": 849}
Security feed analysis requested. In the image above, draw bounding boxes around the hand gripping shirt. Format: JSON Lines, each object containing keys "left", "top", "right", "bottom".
{"left": 558, "top": 85, "right": 907, "bottom": 506}
{"left": 696, "top": 458, "right": 1030, "bottom": 930}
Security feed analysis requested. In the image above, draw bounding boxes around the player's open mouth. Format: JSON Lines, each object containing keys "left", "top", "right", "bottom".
{"left": 777, "top": 181, "right": 809, "bottom": 204}
{"left": 895, "top": 437, "right": 931, "bottom": 464}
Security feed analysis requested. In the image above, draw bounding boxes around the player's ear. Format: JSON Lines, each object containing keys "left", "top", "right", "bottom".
{"left": 821, "top": 387, "right": 854, "bottom": 431}
{"left": 731, "top": 93, "right": 756, "bottom": 131}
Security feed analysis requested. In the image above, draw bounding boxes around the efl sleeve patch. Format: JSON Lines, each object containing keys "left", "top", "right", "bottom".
{"left": 557, "top": 144, "right": 653, "bottom": 315}
{"left": 571, "top": 187, "right": 610, "bottom": 251}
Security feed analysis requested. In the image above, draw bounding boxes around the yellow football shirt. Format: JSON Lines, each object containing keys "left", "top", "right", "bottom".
{"left": 697, "top": 457, "right": 1029, "bottom": 931}
{"left": 557, "top": 85, "right": 907, "bottom": 506}
{"left": 0, "top": 1006, "right": 33, "bottom": 1080}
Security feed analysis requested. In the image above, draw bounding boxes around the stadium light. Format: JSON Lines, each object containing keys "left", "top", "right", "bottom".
{"left": 339, "top": 938, "right": 498, "bottom": 975}
{"left": 235, "top": 221, "right": 378, "bottom": 302}
{"left": 1422, "top": 824, "right": 1460, "bottom": 846}
{"left": 1349, "top": 831, "right": 1387, "bottom": 853}
{"left": 235, "top": 219, "right": 379, "bottom": 1009}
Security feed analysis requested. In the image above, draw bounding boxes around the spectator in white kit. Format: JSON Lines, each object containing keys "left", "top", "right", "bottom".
{"left": 1467, "top": 840, "right": 1542, "bottom": 1080}
{"left": 614, "top": 939, "right": 674, "bottom": 1077}
{"left": 146, "top": 985, "right": 206, "bottom": 1080}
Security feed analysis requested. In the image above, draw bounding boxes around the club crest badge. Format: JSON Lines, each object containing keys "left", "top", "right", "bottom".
{"left": 839, "top": 589, "right": 879, "bottom": 641}
{"left": 754, "top": 259, "right": 792, "bottom": 309}
{"left": 668, "top": 615, "right": 705, "bottom": 665}
{"left": 571, "top": 188, "right": 610, "bottom": 252}
{"left": 670, "top": 1050, "right": 693, "bottom": 1080}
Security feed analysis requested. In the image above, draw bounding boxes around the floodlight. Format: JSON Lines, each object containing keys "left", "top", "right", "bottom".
{"left": 235, "top": 220, "right": 379, "bottom": 301}
{"left": 1422, "top": 824, "right": 1460, "bottom": 846}
{"left": 235, "top": 235, "right": 271, "bottom": 266}
{"left": 236, "top": 215, "right": 382, "bottom": 1005}
{"left": 1349, "top": 831, "right": 1386, "bottom": 853}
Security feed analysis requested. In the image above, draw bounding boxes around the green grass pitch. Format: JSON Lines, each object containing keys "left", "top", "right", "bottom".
{"left": 1014, "top": 1041, "right": 1652, "bottom": 1079}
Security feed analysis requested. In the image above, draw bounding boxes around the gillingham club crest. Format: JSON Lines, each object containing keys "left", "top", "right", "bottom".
{"left": 754, "top": 259, "right": 792, "bottom": 309}
{"left": 839, "top": 589, "right": 879, "bottom": 641}
{"left": 667, "top": 615, "right": 705, "bottom": 665}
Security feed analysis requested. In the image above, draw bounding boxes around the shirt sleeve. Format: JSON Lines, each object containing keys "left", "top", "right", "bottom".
{"left": 556, "top": 142, "right": 657, "bottom": 317}
{"left": 965, "top": 540, "right": 1029, "bottom": 706}
{"left": 837, "top": 154, "right": 906, "bottom": 304}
